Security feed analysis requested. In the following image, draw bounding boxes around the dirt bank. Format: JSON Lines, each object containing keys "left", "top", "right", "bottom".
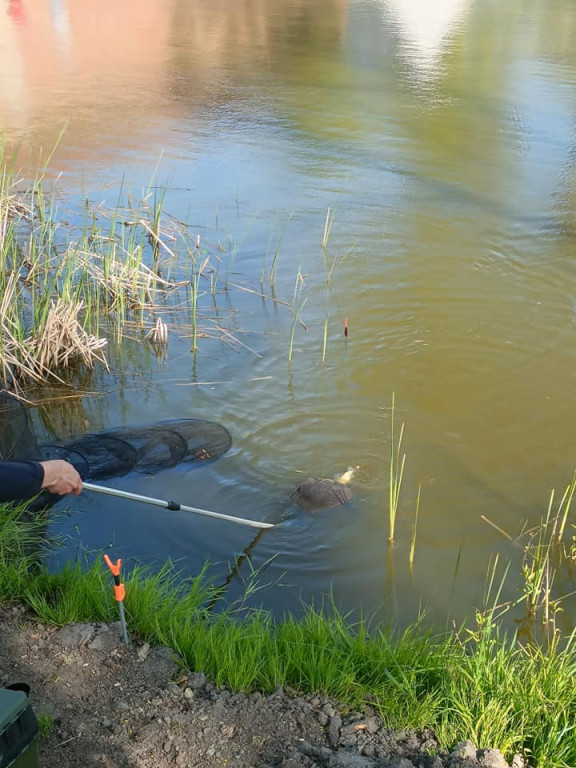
{"left": 0, "top": 606, "right": 528, "bottom": 768}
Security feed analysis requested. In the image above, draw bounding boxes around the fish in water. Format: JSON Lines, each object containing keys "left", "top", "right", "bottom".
{"left": 290, "top": 466, "right": 359, "bottom": 509}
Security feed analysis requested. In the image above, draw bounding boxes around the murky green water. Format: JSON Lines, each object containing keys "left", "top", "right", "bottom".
{"left": 3, "top": 0, "right": 576, "bottom": 627}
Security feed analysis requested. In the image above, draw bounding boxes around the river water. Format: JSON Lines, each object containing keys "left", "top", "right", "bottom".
{"left": 2, "top": 0, "right": 576, "bottom": 628}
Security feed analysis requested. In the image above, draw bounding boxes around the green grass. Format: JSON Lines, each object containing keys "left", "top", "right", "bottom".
{"left": 36, "top": 713, "right": 55, "bottom": 739}
{"left": 2, "top": 502, "right": 576, "bottom": 765}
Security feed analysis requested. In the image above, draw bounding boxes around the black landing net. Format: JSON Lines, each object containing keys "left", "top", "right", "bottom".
{"left": 0, "top": 391, "right": 232, "bottom": 483}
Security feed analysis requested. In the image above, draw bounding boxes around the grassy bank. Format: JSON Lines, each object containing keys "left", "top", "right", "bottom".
{"left": 2, "top": 503, "right": 576, "bottom": 767}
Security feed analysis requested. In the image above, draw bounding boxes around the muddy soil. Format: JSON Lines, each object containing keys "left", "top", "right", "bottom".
{"left": 0, "top": 606, "right": 527, "bottom": 768}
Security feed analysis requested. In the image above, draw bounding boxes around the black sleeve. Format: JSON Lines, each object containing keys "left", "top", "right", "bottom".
{"left": 0, "top": 460, "right": 45, "bottom": 502}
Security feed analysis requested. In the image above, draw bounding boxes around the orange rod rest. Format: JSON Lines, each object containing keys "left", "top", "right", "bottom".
{"left": 104, "top": 554, "right": 122, "bottom": 576}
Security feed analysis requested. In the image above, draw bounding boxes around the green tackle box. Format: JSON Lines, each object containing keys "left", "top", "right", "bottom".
{"left": 0, "top": 688, "right": 39, "bottom": 768}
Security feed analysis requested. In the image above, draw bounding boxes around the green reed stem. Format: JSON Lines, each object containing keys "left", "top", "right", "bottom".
{"left": 191, "top": 271, "right": 200, "bottom": 353}
{"left": 388, "top": 392, "right": 406, "bottom": 543}
{"left": 322, "top": 206, "right": 335, "bottom": 249}
{"left": 288, "top": 267, "right": 305, "bottom": 364}
{"left": 409, "top": 483, "right": 421, "bottom": 572}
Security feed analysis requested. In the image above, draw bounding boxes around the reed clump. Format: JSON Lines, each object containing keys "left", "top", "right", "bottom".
{"left": 482, "top": 470, "right": 576, "bottom": 641}
{"left": 25, "top": 298, "right": 108, "bottom": 376}
{"left": 0, "top": 150, "right": 226, "bottom": 390}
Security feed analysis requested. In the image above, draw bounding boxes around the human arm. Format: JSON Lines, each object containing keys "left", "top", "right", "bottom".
{"left": 0, "top": 459, "right": 82, "bottom": 502}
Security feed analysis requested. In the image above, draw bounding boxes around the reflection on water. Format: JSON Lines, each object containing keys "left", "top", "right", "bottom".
{"left": 3, "top": 0, "right": 576, "bottom": 629}
{"left": 385, "top": 0, "right": 470, "bottom": 74}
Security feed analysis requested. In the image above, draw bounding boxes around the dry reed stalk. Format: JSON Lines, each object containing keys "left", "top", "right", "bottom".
{"left": 139, "top": 219, "right": 178, "bottom": 261}
{"left": 146, "top": 316, "right": 168, "bottom": 345}
{"left": 27, "top": 298, "right": 108, "bottom": 373}
{"left": 0, "top": 178, "right": 28, "bottom": 251}
{"left": 0, "top": 297, "right": 108, "bottom": 386}
{"left": 76, "top": 249, "right": 184, "bottom": 310}
{"left": 0, "top": 327, "right": 62, "bottom": 386}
